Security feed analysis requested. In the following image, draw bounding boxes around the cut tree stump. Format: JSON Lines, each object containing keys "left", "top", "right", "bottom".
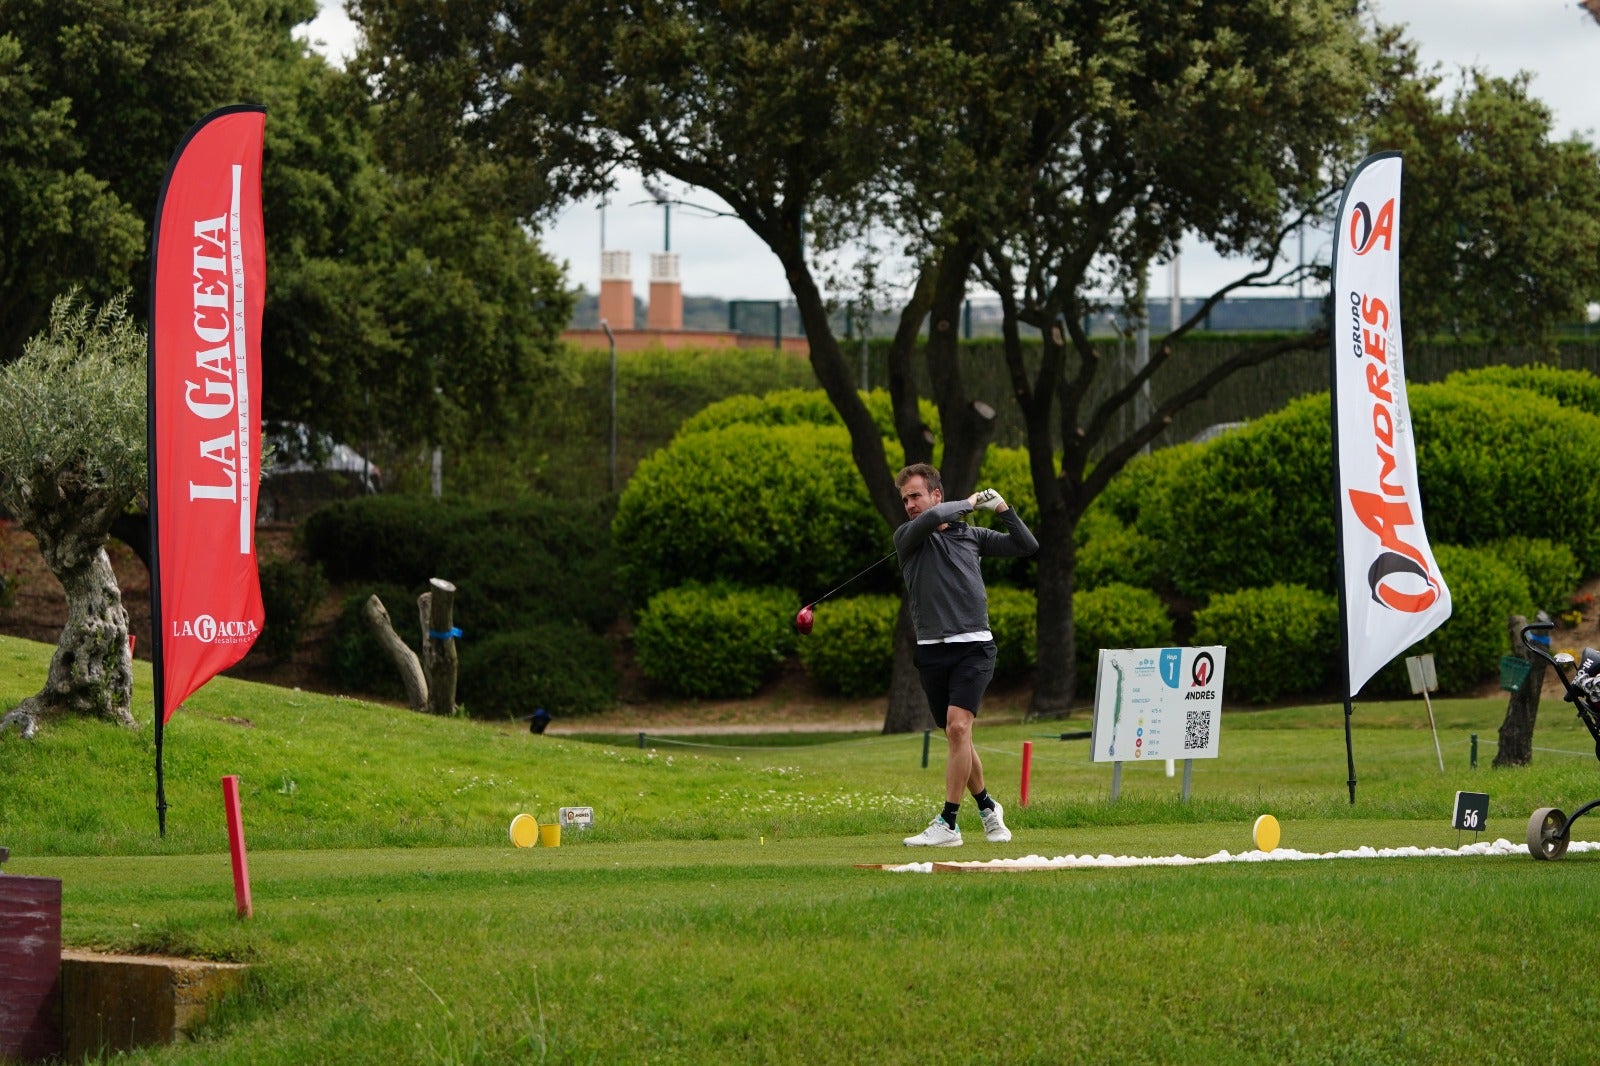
{"left": 362, "top": 595, "right": 427, "bottom": 712}
{"left": 1494, "top": 613, "right": 1547, "bottom": 768}
{"left": 419, "top": 578, "right": 458, "bottom": 717}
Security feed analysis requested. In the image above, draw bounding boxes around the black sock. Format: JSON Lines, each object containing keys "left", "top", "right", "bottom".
{"left": 973, "top": 789, "right": 996, "bottom": 813}
{"left": 941, "top": 801, "right": 960, "bottom": 829}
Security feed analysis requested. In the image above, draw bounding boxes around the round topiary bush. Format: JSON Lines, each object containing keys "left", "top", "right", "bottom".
{"left": 1073, "top": 583, "right": 1174, "bottom": 677}
{"left": 796, "top": 594, "right": 899, "bottom": 698}
{"left": 456, "top": 623, "right": 617, "bottom": 719}
{"left": 633, "top": 583, "right": 797, "bottom": 698}
{"left": 1190, "top": 584, "right": 1340, "bottom": 703}
{"left": 613, "top": 423, "right": 895, "bottom": 603}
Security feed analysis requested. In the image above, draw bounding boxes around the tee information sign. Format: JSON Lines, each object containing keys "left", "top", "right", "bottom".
{"left": 1090, "top": 647, "right": 1227, "bottom": 763}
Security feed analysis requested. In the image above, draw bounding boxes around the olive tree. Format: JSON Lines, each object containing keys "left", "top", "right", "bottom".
{"left": 0, "top": 293, "right": 145, "bottom": 737}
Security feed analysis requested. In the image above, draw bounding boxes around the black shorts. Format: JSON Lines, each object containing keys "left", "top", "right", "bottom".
{"left": 913, "top": 640, "right": 997, "bottom": 729}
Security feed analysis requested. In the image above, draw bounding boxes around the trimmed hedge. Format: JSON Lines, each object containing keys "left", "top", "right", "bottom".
{"left": 1445, "top": 364, "right": 1600, "bottom": 419}
{"left": 613, "top": 423, "right": 895, "bottom": 604}
{"left": 676, "top": 387, "right": 940, "bottom": 441}
{"left": 1153, "top": 382, "right": 1600, "bottom": 600}
{"left": 633, "top": 583, "right": 797, "bottom": 698}
{"left": 1077, "top": 524, "right": 1161, "bottom": 591}
{"left": 456, "top": 624, "right": 617, "bottom": 719}
{"left": 1485, "top": 536, "right": 1580, "bottom": 614}
{"left": 1190, "top": 584, "right": 1340, "bottom": 704}
{"left": 1073, "top": 583, "right": 1174, "bottom": 677}
{"left": 796, "top": 595, "right": 900, "bottom": 698}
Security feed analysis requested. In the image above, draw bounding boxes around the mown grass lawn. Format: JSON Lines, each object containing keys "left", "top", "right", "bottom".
{"left": 5, "top": 633, "right": 1600, "bottom": 1064}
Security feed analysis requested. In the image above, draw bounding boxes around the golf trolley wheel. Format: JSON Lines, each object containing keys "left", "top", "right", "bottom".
{"left": 1526, "top": 807, "right": 1570, "bottom": 861}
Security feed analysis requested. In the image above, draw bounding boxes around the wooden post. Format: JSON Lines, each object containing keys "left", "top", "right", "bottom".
{"left": 361, "top": 595, "right": 428, "bottom": 712}
{"left": 1493, "top": 614, "right": 1546, "bottom": 768}
{"left": 419, "top": 578, "right": 459, "bottom": 717}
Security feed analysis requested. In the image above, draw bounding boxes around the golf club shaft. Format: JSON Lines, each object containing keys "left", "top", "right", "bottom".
{"left": 803, "top": 549, "right": 896, "bottom": 611}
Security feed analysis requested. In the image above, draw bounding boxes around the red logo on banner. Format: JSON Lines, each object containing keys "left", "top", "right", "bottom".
{"left": 150, "top": 107, "right": 267, "bottom": 721}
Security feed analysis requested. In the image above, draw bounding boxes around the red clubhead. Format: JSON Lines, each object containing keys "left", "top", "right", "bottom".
{"left": 794, "top": 605, "right": 815, "bottom": 635}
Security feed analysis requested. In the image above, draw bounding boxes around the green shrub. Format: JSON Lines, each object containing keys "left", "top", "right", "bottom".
{"left": 1445, "top": 364, "right": 1600, "bottom": 418}
{"left": 1190, "top": 584, "right": 1340, "bottom": 703}
{"left": 257, "top": 558, "right": 329, "bottom": 663}
{"left": 1484, "top": 536, "right": 1580, "bottom": 613}
{"left": 329, "top": 583, "right": 421, "bottom": 698}
{"left": 1077, "top": 524, "right": 1161, "bottom": 591}
{"left": 614, "top": 424, "right": 895, "bottom": 603}
{"left": 986, "top": 586, "right": 1038, "bottom": 682}
{"left": 633, "top": 583, "right": 797, "bottom": 698}
{"left": 301, "top": 496, "right": 452, "bottom": 584}
{"left": 796, "top": 595, "right": 899, "bottom": 698}
{"left": 1407, "top": 384, "right": 1600, "bottom": 575}
{"left": 456, "top": 624, "right": 617, "bottom": 718}
{"left": 676, "top": 387, "right": 939, "bottom": 441}
{"left": 301, "top": 495, "right": 623, "bottom": 635}
{"left": 1096, "top": 440, "right": 1207, "bottom": 532}
{"left": 1155, "top": 383, "right": 1600, "bottom": 599}
{"left": 1073, "top": 584, "right": 1174, "bottom": 677}
{"left": 1362, "top": 543, "right": 1532, "bottom": 697}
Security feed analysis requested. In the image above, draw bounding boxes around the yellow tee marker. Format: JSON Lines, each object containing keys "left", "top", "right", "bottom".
{"left": 1253, "top": 814, "right": 1281, "bottom": 852}
{"left": 509, "top": 813, "right": 540, "bottom": 848}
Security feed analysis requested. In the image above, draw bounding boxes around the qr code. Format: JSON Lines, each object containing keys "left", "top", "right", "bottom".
{"left": 1184, "top": 705, "right": 1211, "bottom": 750}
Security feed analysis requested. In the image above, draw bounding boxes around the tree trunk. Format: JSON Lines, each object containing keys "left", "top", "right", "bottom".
{"left": 1, "top": 542, "right": 133, "bottom": 739}
{"left": 1030, "top": 513, "right": 1079, "bottom": 719}
{"left": 1493, "top": 614, "right": 1545, "bottom": 768}
{"left": 883, "top": 601, "right": 937, "bottom": 734}
{"left": 362, "top": 595, "right": 428, "bottom": 712}
{"left": 418, "top": 579, "right": 458, "bottom": 716}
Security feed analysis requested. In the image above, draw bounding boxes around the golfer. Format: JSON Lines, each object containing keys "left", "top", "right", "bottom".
{"left": 894, "top": 463, "right": 1037, "bottom": 847}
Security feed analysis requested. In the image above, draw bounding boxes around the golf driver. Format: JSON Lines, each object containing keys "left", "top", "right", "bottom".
{"left": 794, "top": 549, "right": 897, "bottom": 634}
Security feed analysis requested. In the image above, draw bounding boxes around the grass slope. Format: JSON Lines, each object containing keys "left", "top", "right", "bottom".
{"left": 5, "top": 634, "right": 1600, "bottom": 1064}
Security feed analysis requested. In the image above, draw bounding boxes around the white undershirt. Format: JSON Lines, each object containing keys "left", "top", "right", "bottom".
{"left": 917, "top": 630, "right": 992, "bottom": 645}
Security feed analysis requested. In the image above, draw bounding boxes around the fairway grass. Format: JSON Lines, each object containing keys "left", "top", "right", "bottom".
{"left": 6, "top": 634, "right": 1600, "bottom": 1063}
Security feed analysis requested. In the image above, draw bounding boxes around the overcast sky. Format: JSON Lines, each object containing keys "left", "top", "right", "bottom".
{"left": 300, "top": 1, "right": 1599, "bottom": 302}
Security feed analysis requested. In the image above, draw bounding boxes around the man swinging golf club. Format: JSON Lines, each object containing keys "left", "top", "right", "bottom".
{"left": 894, "top": 463, "right": 1037, "bottom": 847}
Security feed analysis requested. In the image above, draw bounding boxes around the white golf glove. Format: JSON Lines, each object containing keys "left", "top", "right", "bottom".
{"left": 973, "top": 488, "right": 1004, "bottom": 512}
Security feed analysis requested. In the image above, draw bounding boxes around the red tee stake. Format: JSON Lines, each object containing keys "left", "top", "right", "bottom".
{"left": 221, "top": 775, "right": 253, "bottom": 918}
{"left": 1020, "top": 741, "right": 1034, "bottom": 808}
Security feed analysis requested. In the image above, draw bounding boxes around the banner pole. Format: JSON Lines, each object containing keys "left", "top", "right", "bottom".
{"left": 147, "top": 132, "right": 168, "bottom": 840}
{"left": 1331, "top": 258, "right": 1357, "bottom": 806}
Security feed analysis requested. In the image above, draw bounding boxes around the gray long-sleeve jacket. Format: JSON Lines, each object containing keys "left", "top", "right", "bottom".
{"left": 893, "top": 499, "right": 1038, "bottom": 642}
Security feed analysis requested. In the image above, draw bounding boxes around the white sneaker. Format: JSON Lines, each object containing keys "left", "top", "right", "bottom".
{"left": 904, "top": 816, "right": 963, "bottom": 847}
{"left": 980, "top": 802, "right": 1011, "bottom": 843}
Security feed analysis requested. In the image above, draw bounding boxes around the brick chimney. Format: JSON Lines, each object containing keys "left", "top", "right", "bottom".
{"left": 599, "top": 250, "right": 633, "bottom": 330}
{"left": 647, "top": 251, "right": 682, "bottom": 330}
